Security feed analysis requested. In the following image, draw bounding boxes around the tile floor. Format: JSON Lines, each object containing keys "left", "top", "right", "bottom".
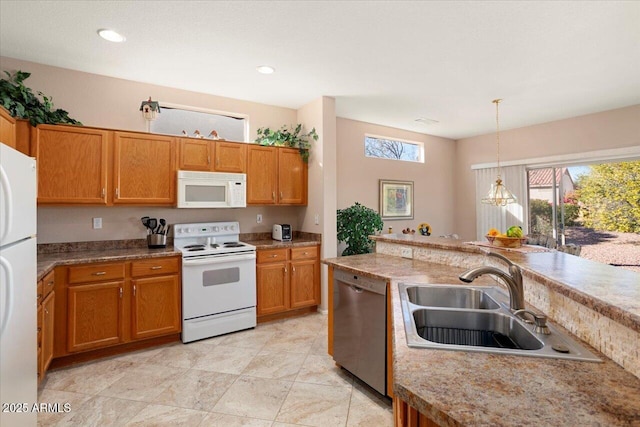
{"left": 37, "top": 313, "right": 393, "bottom": 426}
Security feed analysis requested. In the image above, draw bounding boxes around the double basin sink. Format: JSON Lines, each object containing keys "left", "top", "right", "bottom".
{"left": 399, "top": 283, "right": 601, "bottom": 362}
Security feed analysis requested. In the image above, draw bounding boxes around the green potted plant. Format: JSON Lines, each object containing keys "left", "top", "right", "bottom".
{"left": 254, "top": 124, "right": 318, "bottom": 162}
{"left": 337, "top": 202, "right": 384, "bottom": 256}
{"left": 0, "top": 70, "right": 82, "bottom": 126}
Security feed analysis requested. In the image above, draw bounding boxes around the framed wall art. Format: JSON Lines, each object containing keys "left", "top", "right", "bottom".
{"left": 379, "top": 179, "right": 414, "bottom": 220}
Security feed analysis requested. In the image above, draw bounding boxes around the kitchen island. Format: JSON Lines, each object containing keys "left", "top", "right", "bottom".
{"left": 323, "top": 235, "right": 640, "bottom": 426}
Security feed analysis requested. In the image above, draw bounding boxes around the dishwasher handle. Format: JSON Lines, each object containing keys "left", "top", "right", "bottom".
{"left": 333, "top": 269, "right": 387, "bottom": 295}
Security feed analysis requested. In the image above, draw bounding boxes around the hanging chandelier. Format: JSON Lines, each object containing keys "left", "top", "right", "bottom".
{"left": 481, "top": 99, "right": 517, "bottom": 206}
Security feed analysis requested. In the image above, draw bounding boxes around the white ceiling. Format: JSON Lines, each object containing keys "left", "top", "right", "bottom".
{"left": 1, "top": 1, "right": 639, "bottom": 139}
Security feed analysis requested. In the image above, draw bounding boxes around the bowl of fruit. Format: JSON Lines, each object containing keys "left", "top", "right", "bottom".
{"left": 486, "top": 226, "right": 526, "bottom": 248}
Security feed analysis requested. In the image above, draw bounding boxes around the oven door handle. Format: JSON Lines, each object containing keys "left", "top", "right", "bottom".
{"left": 183, "top": 253, "right": 256, "bottom": 265}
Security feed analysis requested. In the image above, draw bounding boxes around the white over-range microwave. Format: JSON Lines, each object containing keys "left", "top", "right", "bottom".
{"left": 177, "top": 171, "right": 246, "bottom": 208}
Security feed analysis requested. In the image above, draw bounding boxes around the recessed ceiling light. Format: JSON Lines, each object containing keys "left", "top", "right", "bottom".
{"left": 256, "top": 65, "right": 275, "bottom": 74}
{"left": 97, "top": 29, "right": 126, "bottom": 43}
{"left": 415, "top": 117, "right": 439, "bottom": 125}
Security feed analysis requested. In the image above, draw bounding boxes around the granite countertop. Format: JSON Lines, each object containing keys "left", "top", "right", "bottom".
{"left": 37, "top": 239, "right": 320, "bottom": 281}
{"left": 37, "top": 247, "right": 180, "bottom": 281}
{"left": 323, "top": 254, "right": 640, "bottom": 426}
{"left": 245, "top": 239, "right": 321, "bottom": 250}
{"left": 371, "top": 234, "right": 640, "bottom": 333}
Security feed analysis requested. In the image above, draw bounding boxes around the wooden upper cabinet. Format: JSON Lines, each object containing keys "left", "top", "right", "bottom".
{"left": 34, "top": 125, "right": 110, "bottom": 204}
{"left": 247, "top": 145, "right": 278, "bottom": 204}
{"left": 113, "top": 132, "right": 176, "bottom": 205}
{"left": 15, "top": 119, "right": 32, "bottom": 156}
{"left": 179, "top": 139, "right": 247, "bottom": 173}
{"left": 0, "top": 106, "right": 16, "bottom": 148}
{"left": 178, "top": 138, "right": 211, "bottom": 171}
{"left": 215, "top": 141, "right": 246, "bottom": 173}
{"left": 278, "top": 147, "right": 307, "bottom": 205}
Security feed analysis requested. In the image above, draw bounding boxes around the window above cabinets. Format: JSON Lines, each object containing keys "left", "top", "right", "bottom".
{"left": 150, "top": 103, "right": 248, "bottom": 142}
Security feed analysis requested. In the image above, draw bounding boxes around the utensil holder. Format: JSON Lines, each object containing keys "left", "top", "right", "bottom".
{"left": 147, "top": 234, "right": 167, "bottom": 249}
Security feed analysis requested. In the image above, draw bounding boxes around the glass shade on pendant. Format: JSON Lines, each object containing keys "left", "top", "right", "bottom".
{"left": 481, "top": 177, "right": 517, "bottom": 206}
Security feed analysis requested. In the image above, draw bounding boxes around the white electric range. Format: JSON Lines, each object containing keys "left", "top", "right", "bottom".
{"left": 174, "top": 221, "right": 256, "bottom": 343}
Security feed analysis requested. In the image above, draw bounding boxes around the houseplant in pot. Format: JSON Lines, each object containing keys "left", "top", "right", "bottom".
{"left": 254, "top": 124, "right": 318, "bottom": 162}
{"left": 337, "top": 202, "right": 384, "bottom": 256}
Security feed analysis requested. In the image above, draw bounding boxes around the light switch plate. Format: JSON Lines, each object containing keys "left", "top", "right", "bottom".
{"left": 401, "top": 247, "right": 413, "bottom": 259}
{"left": 256, "top": 214, "right": 263, "bottom": 224}
{"left": 92, "top": 217, "right": 102, "bottom": 229}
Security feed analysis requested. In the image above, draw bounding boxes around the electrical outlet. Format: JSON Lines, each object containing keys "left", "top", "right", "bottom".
{"left": 92, "top": 217, "right": 102, "bottom": 229}
{"left": 401, "top": 247, "right": 412, "bottom": 259}
{"left": 257, "top": 214, "right": 263, "bottom": 224}
{"left": 314, "top": 214, "right": 319, "bottom": 225}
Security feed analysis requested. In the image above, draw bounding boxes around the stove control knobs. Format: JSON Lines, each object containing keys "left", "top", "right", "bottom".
{"left": 213, "top": 226, "right": 219, "bottom": 232}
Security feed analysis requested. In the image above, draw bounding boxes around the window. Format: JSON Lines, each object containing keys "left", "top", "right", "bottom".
{"left": 527, "top": 160, "right": 640, "bottom": 273}
{"left": 150, "top": 103, "right": 248, "bottom": 142}
{"left": 364, "top": 135, "right": 424, "bottom": 163}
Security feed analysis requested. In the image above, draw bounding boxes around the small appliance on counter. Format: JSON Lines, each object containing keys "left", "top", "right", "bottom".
{"left": 272, "top": 224, "right": 292, "bottom": 241}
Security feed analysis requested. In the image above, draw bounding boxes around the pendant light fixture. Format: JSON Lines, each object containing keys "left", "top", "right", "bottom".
{"left": 481, "top": 99, "right": 517, "bottom": 206}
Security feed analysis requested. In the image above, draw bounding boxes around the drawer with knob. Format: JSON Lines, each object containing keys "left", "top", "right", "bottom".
{"left": 131, "top": 257, "right": 180, "bottom": 277}
{"left": 42, "top": 270, "right": 55, "bottom": 298}
{"left": 67, "top": 263, "right": 125, "bottom": 284}
{"left": 290, "top": 246, "right": 319, "bottom": 261}
{"left": 257, "top": 248, "right": 289, "bottom": 263}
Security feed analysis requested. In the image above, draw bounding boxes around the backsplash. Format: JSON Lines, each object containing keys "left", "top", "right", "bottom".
{"left": 37, "top": 231, "right": 321, "bottom": 254}
{"left": 37, "top": 205, "right": 311, "bottom": 244}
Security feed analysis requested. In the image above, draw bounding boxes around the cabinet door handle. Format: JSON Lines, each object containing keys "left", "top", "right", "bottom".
{"left": 216, "top": 158, "right": 220, "bottom": 167}
{"left": 37, "top": 327, "right": 41, "bottom": 333}
{"left": 133, "top": 285, "right": 136, "bottom": 296}
{"left": 207, "top": 155, "right": 211, "bottom": 165}
{"left": 37, "top": 293, "right": 42, "bottom": 300}
{"left": 47, "top": 280, "right": 54, "bottom": 286}
{"left": 269, "top": 254, "right": 278, "bottom": 258}
{"left": 93, "top": 271, "right": 106, "bottom": 276}
{"left": 150, "top": 266, "right": 163, "bottom": 270}
{"left": 272, "top": 191, "right": 275, "bottom": 201}
{"left": 115, "top": 188, "right": 119, "bottom": 197}
{"left": 280, "top": 191, "right": 283, "bottom": 199}
{"left": 44, "top": 308, "right": 49, "bottom": 315}
{"left": 119, "top": 287, "right": 123, "bottom": 298}
{"left": 284, "top": 267, "right": 287, "bottom": 274}
{"left": 292, "top": 266, "right": 296, "bottom": 273}
{"left": 101, "top": 188, "right": 106, "bottom": 198}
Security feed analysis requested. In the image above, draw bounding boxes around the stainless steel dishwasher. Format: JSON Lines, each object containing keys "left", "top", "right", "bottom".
{"left": 333, "top": 269, "right": 387, "bottom": 395}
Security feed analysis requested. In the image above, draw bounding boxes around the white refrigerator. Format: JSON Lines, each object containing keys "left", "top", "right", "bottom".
{"left": 0, "top": 143, "right": 37, "bottom": 426}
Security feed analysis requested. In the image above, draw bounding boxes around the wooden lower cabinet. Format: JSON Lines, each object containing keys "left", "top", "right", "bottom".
{"left": 256, "top": 245, "right": 320, "bottom": 320}
{"left": 257, "top": 261, "right": 289, "bottom": 315}
{"left": 67, "top": 281, "right": 125, "bottom": 353}
{"left": 55, "top": 257, "right": 181, "bottom": 360}
{"left": 37, "top": 270, "right": 55, "bottom": 384}
{"left": 393, "top": 396, "right": 438, "bottom": 427}
{"left": 41, "top": 291, "right": 55, "bottom": 375}
{"left": 131, "top": 275, "right": 181, "bottom": 340}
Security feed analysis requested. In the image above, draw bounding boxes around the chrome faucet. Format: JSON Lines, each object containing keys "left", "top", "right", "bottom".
{"left": 459, "top": 252, "right": 525, "bottom": 311}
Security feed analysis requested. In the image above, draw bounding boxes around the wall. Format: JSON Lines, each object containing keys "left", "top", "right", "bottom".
{"left": 0, "top": 57, "right": 296, "bottom": 138}
{"left": 297, "top": 97, "right": 337, "bottom": 311}
{"left": 454, "top": 105, "right": 640, "bottom": 240}
{"left": 336, "top": 118, "right": 457, "bottom": 241}
{"left": 1, "top": 57, "right": 303, "bottom": 243}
